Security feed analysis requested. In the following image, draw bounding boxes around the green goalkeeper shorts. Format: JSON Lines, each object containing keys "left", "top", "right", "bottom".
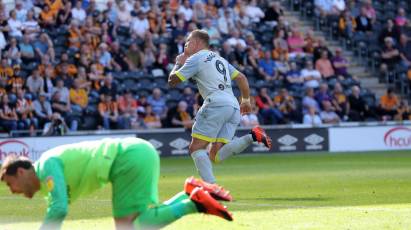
{"left": 109, "top": 139, "right": 160, "bottom": 218}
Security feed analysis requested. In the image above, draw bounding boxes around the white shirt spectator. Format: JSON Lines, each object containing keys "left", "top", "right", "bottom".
{"left": 315, "top": 0, "right": 334, "bottom": 13}
{"left": 332, "top": 0, "right": 346, "bottom": 12}
{"left": 71, "top": 7, "right": 87, "bottom": 23}
{"left": 178, "top": 5, "right": 193, "bottom": 22}
{"left": 301, "top": 69, "right": 321, "bottom": 88}
{"left": 303, "top": 113, "right": 322, "bottom": 125}
{"left": 21, "top": 0, "right": 34, "bottom": 11}
{"left": 131, "top": 17, "right": 149, "bottom": 37}
{"left": 320, "top": 110, "right": 340, "bottom": 123}
{"left": 245, "top": 3, "right": 265, "bottom": 23}
{"left": 227, "top": 37, "right": 246, "bottom": 49}
{"left": 15, "top": 8, "right": 27, "bottom": 22}
{"left": 8, "top": 18, "right": 23, "bottom": 38}
{"left": 23, "top": 19, "right": 40, "bottom": 39}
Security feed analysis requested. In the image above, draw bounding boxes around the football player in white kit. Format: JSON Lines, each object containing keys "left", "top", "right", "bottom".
{"left": 169, "top": 30, "right": 272, "bottom": 187}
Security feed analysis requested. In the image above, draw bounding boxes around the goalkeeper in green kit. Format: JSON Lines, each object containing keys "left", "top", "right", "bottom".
{"left": 0, "top": 137, "right": 233, "bottom": 229}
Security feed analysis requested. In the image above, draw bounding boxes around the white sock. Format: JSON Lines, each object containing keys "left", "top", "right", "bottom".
{"left": 216, "top": 134, "right": 253, "bottom": 162}
{"left": 191, "top": 149, "right": 216, "bottom": 183}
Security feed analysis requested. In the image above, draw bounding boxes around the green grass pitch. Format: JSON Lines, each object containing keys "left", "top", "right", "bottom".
{"left": 1, "top": 151, "right": 411, "bottom": 229}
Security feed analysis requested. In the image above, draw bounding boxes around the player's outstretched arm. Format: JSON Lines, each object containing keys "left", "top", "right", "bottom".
{"left": 235, "top": 73, "right": 252, "bottom": 115}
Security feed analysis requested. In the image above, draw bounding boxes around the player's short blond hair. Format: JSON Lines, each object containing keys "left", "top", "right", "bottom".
{"left": 190, "top": 29, "right": 210, "bottom": 47}
{"left": 0, "top": 155, "right": 33, "bottom": 180}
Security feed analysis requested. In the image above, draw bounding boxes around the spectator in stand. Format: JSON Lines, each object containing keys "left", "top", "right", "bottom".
{"left": 8, "top": 68, "right": 24, "bottom": 95}
{"left": 274, "top": 88, "right": 299, "bottom": 123}
{"left": 8, "top": 10, "right": 23, "bottom": 39}
{"left": 338, "top": 10, "right": 356, "bottom": 38}
{"left": 255, "top": 87, "right": 283, "bottom": 124}
{"left": 51, "top": 90, "right": 78, "bottom": 131}
{"left": 155, "top": 43, "right": 169, "bottom": 71}
{"left": 69, "top": 78, "right": 88, "bottom": 115}
{"left": 110, "top": 41, "right": 129, "bottom": 71}
{"left": 15, "top": 1, "right": 27, "bottom": 23}
{"left": 272, "top": 29, "right": 289, "bottom": 61}
{"left": 245, "top": 0, "right": 265, "bottom": 23}
{"left": 363, "top": 0, "right": 376, "bottom": 23}
{"left": 143, "top": 104, "right": 162, "bottom": 129}
{"left": 131, "top": 11, "right": 149, "bottom": 39}
{"left": 332, "top": 48, "right": 349, "bottom": 78}
{"left": 380, "top": 37, "right": 401, "bottom": 74}
{"left": 117, "top": 1, "right": 132, "bottom": 28}
{"left": 178, "top": 0, "right": 193, "bottom": 22}
{"left": 378, "top": 19, "right": 401, "bottom": 44}
{"left": 313, "top": 37, "right": 333, "bottom": 63}
{"left": 218, "top": 9, "right": 235, "bottom": 37}
{"left": 286, "top": 61, "right": 304, "bottom": 90}
{"left": 355, "top": 7, "right": 373, "bottom": 34}
{"left": 105, "top": 0, "right": 119, "bottom": 24}
{"left": 33, "top": 92, "right": 53, "bottom": 128}
{"left": 287, "top": 27, "right": 306, "bottom": 59}
{"left": 15, "top": 88, "right": 37, "bottom": 133}
{"left": 43, "top": 66, "right": 55, "bottom": 98}
{"left": 303, "top": 106, "right": 322, "bottom": 125}
{"left": 55, "top": 64, "right": 74, "bottom": 89}
{"left": 19, "top": 34, "right": 36, "bottom": 63}
{"left": 377, "top": 88, "right": 399, "bottom": 120}
{"left": 147, "top": 88, "right": 167, "bottom": 120}
{"left": 126, "top": 43, "right": 144, "bottom": 71}
{"left": 394, "top": 8, "right": 408, "bottom": 28}
{"left": 275, "top": 53, "right": 290, "bottom": 76}
{"left": 171, "top": 101, "right": 194, "bottom": 129}
{"left": 34, "top": 33, "right": 55, "bottom": 63}
{"left": 263, "top": 1, "right": 283, "bottom": 27}
{"left": 258, "top": 51, "right": 278, "bottom": 82}
{"left": 395, "top": 100, "right": 411, "bottom": 121}
{"left": 320, "top": 100, "right": 340, "bottom": 124}
{"left": 22, "top": 10, "right": 40, "bottom": 39}
{"left": 204, "top": 18, "right": 221, "bottom": 47}
{"left": 303, "top": 87, "right": 321, "bottom": 114}
{"left": 398, "top": 34, "right": 411, "bottom": 68}
{"left": 118, "top": 90, "right": 138, "bottom": 129}
{"left": 332, "top": 0, "right": 346, "bottom": 14}
{"left": 6, "top": 38, "right": 21, "bottom": 66}
{"left": 304, "top": 30, "right": 318, "bottom": 56}
{"left": 98, "top": 93, "right": 125, "bottom": 130}
{"left": 99, "top": 73, "right": 118, "bottom": 99}
{"left": 39, "top": 5, "right": 56, "bottom": 29}
{"left": 315, "top": 83, "right": 332, "bottom": 107}
{"left": 0, "top": 58, "right": 14, "bottom": 79}
{"left": 348, "top": 85, "right": 368, "bottom": 121}
{"left": 331, "top": 82, "right": 349, "bottom": 120}
{"left": 192, "top": 1, "right": 207, "bottom": 25}
{"left": 0, "top": 94, "right": 18, "bottom": 132}
{"left": 56, "top": 1, "right": 72, "bottom": 26}
{"left": 316, "top": 50, "right": 335, "bottom": 79}
{"left": 315, "top": 0, "right": 337, "bottom": 17}
{"left": 240, "top": 97, "right": 260, "bottom": 127}
{"left": 301, "top": 60, "right": 322, "bottom": 89}
{"left": 71, "top": 0, "right": 87, "bottom": 24}
{"left": 227, "top": 30, "right": 246, "bottom": 49}
{"left": 26, "top": 69, "right": 44, "bottom": 98}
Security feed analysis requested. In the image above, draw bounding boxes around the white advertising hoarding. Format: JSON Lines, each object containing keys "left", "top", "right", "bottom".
{"left": 330, "top": 125, "right": 411, "bottom": 152}
{"left": 0, "top": 134, "right": 135, "bottom": 163}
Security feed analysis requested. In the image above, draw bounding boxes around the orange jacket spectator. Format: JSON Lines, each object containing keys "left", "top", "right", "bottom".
{"left": 98, "top": 97, "right": 119, "bottom": 116}
{"left": 70, "top": 87, "right": 88, "bottom": 108}
{"left": 380, "top": 92, "right": 399, "bottom": 110}
{"left": 45, "top": 0, "right": 63, "bottom": 16}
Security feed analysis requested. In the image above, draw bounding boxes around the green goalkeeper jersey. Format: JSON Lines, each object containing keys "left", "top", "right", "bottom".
{"left": 34, "top": 137, "right": 139, "bottom": 228}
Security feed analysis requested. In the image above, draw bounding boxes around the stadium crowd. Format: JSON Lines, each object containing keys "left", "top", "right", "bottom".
{"left": 0, "top": 0, "right": 409, "bottom": 136}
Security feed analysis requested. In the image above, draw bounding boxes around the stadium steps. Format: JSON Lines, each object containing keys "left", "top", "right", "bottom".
{"left": 283, "top": 10, "right": 387, "bottom": 99}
